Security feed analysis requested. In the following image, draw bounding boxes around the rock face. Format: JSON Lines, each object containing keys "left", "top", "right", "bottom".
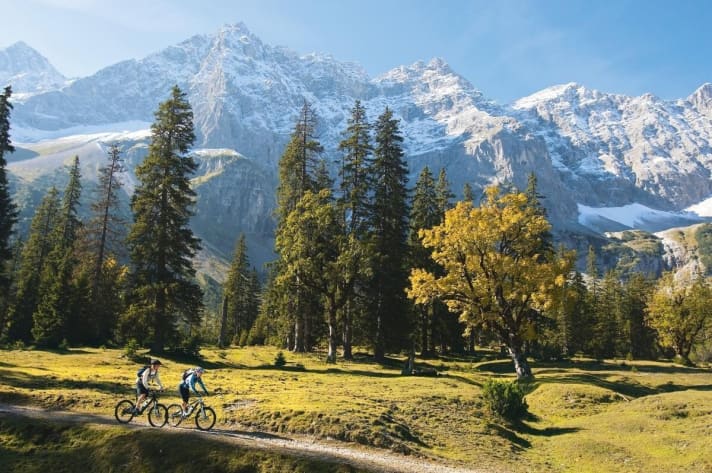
{"left": 4, "top": 24, "right": 712, "bottom": 273}
{"left": 0, "top": 41, "right": 67, "bottom": 95}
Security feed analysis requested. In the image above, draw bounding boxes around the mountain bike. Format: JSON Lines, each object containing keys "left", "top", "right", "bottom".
{"left": 166, "top": 397, "right": 216, "bottom": 431}
{"left": 114, "top": 389, "right": 168, "bottom": 427}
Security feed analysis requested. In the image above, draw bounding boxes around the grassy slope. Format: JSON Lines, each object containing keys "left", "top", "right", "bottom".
{"left": 0, "top": 415, "right": 365, "bottom": 473}
{"left": 0, "top": 346, "right": 710, "bottom": 472}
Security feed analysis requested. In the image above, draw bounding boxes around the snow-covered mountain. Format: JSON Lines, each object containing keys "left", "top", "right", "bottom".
{"left": 0, "top": 41, "right": 67, "bottom": 96}
{"left": 3, "top": 23, "right": 712, "bottom": 274}
{"left": 512, "top": 82, "right": 712, "bottom": 210}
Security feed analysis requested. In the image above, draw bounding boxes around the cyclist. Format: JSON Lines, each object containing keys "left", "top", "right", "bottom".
{"left": 179, "top": 366, "right": 209, "bottom": 417}
{"left": 134, "top": 358, "right": 164, "bottom": 413}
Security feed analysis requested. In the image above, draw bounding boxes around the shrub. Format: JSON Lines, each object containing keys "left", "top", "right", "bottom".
{"left": 482, "top": 379, "right": 528, "bottom": 422}
{"left": 124, "top": 339, "right": 140, "bottom": 360}
{"left": 178, "top": 334, "right": 202, "bottom": 358}
{"left": 274, "top": 351, "right": 286, "bottom": 367}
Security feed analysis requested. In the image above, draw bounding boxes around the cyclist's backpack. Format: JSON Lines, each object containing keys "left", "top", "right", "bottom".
{"left": 182, "top": 368, "right": 194, "bottom": 381}
{"left": 137, "top": 365, "right": 149, "bottom": 377}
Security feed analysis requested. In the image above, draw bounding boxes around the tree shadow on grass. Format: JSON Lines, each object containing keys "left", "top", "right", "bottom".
{"left": 0, "top": 368, "right": 126, "bottom": 395}
{"left": 474, "top": 360, "right": 517, "bottom": 374}
{"left": 487, "top": 423, "right": 531, "bottom": 449}
{"left": 532, "top": 373, "right": 657, "bottom": 398}
{"left": 488, "top": 418, "right": 580, "bottom": 450}
{"left": 515, "top": 422, "right": 581, "bottom": 437}
{"left": 533, "top": 359, "right": 711, "bottom": 375}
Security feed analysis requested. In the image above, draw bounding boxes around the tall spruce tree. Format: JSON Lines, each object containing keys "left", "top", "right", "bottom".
{"left": 432, "top": 168, "right": 461, "bottom": 353}
{"left": 337, "top": 100, "right": 373, "bottom": 359}
{"left": 81, "top": 143, "right": 127, "bottom": 343}
{"left": 32, "top": 156, "right": 83, "bottom": 347}
{"left": 87, "top": 144, "right": 126, "bottom": 288}
{"left": 276, "top": 189, "right": 347, "bottom": 362}
{"left": 462, "top": 182, "right": 474, "bottom": 203}
{"left": 369, "top": 107, "right": 410, "bottom": 361}
{"left": 220, "top": 234, "right": 259, "bottom": 347}
{"left": 123, "top": 86, "right": 202, "bottom": 352}
{"left": 275, "top": 100, "right": 323, "bottom": 352}
{"left": 592, "top": 270, "right": 621, "bottom": 359}
{"left": 623, "top": 273, "right": 655, "bottom": 359}
{"left": 0, "top": 86, "right": 18, "bottom": 333}
{"left": 6, "top": 188, "right": 60, "bottom": 342}
{"left": 408, "top": 166, "right": 439, "bottom": 355}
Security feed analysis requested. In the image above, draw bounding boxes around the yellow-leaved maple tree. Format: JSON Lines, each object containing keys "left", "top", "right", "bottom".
{"left": 408, "top": 186, "right": 573, "bottom": 378}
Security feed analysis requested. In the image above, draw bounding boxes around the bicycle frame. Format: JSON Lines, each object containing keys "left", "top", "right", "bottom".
{"left": 167, "top": 396, "right": 216, "bottom": 430}
{"left": 137, "top": 391, "right": 160, "bottom": 414}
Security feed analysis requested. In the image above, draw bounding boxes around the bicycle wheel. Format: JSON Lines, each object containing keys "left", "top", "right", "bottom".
{"left": 195, "top": 406, "right": 216, "bottom": 431}
{"left": 148, "top": 403, "right": 168, "bottom": 427}
{"left": 114, "top": 399, "right": 135, "bottom": 423}
{"left": 166, "top": 404, "right": 184, "bottom": 427}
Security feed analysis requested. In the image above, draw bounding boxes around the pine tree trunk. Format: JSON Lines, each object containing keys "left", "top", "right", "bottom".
{"left": 327, "top": 305, "right": 338, "bottom": 363}
{"left": 304, "top": 310, "right": 311, "bottom": 351}
{"left": 342, "top": 307, "right": 353, "bottom": 360}
{"left": 420, "top": 309, "right": 429, "bottom": 357}
{"left": 218, "top": 295, "right": 229, "bottom": 348}
{"left": 428, "top": 311, "right": 436, "bottom": 355}
{"left": 292, "top": 317, "right": 303, "bottom": 352}
{"left": 468, "top": 331, "right": 475, "bottom": 353}
{"left": 374, "top": 311, "right": 385, "bottom": 362}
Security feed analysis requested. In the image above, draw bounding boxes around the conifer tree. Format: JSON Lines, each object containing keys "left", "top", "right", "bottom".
{"left": 409, "top": 166, "right": 439, "bottom": 355}
{"left": 435, "top": 168, "right": 454, "bottom": 216}
{"left": 276, "top": 100, "right": 322, "bottom": 222}
{"left": 87, "top": 144, "right": 126, "bottom": 288}
{"left": 123, "top": 86, "right": 202, "bottom": 352}
{"left": 592, "top": 270, "right": 621, "bottom": 359}
{"left": 276, "top": 189, "right": 347, "bottom": 362}
{"left": 32, "top": 156, "right": 83, "bottom": 347}
{"left": 275, "top": 100, "right": 323, "bottom": 352}
{"left": 462, "top": 182, "right": 474, "bottom": 203}
{"left": 623, "top": 273, "right": 655, "bottom": 359}
{"left": 220, "top": 234, "right": 259, "bottom": 347}
{"left": 81, "top": 143, "right": 127, "bottom": 343}
{"left": 337, "top": 100, "right": 373, "bottom": 359}
{"left": 6, "top": 188, "right": 60, "bottom": 342}
{"left": 369, "top": 107, "right": 410, "bottom": 361}
{"left": 0, "top": 86, "right": 17, "bottom": 334}
{"left": 565, "top": 270, "right": 591, "bottom": 355}
{"left": 432, "top": 168, "right": 461, "bottom": 353}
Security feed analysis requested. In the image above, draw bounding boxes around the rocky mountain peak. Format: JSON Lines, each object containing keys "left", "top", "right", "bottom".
{"left": 0, "top": 41, "right": 66, "bottom": 94}
{"left": 688, "top": 82, "right": 712, "bottom": 116}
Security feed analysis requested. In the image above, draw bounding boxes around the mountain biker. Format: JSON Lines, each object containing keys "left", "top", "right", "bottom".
{"left": 179, "top": 366, "right": 209, "bottom": 416}
{"left": 134, "top": 358, "right": 164, "bottom": 413}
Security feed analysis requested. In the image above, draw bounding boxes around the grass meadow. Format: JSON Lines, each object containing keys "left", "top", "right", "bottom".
{"left": 0, "top": 345, "right": 711, "bottom": 472}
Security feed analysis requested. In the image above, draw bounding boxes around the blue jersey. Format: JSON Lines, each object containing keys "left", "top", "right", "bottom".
{"left": 181, "top": 372, "right": 208, "bottom": 395}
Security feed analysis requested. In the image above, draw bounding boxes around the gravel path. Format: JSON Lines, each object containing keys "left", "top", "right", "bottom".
{"left": 0, "top": 403, "right": 494, "bottom": 473}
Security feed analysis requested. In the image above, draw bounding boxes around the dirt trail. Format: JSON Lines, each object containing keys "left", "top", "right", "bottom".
{"left": 0, "top": 403, "right": 493, "bottom": 473}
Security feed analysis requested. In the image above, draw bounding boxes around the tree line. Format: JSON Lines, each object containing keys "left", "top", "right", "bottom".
{"left": 0, "top": 86, "right": 710, "bottom": 374}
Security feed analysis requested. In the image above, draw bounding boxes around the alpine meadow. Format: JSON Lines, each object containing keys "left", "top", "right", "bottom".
{"left": 1, "top": 8, "right": 712, "bottom": 473}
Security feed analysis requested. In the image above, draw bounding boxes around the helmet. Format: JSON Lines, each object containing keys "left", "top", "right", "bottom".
{"left": 194, "top": 366, "right": 204, "bottom": 374}
{"left": 150, "top": 358, "right": 162, "bottom": 366}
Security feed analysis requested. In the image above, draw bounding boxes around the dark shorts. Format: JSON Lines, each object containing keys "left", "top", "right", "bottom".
{"left": 136, "top": 381, "right": 149, "bottom": 397}
{"left": 179, "top": 384, "right": 190, "bottom": 403}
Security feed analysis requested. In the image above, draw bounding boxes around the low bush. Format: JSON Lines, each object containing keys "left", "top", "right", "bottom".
{"left": 481, "top": 379, "right": 528, "bottom": 422}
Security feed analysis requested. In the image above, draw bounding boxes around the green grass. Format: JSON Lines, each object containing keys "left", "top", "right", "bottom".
{"left": 1, "top": 346, "right": 711, "bottom": 472}
{"left": 0, "top": 415, "right": 366, "bottom": 473}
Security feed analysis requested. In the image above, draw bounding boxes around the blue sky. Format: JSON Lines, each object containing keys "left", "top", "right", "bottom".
{"left": 2, "top": 0, "right": 711, "bottom": 104}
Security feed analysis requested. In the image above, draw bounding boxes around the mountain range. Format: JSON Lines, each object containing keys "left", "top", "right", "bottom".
{"left": 3, "top": 22, "right": 712, "bottom": 279}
